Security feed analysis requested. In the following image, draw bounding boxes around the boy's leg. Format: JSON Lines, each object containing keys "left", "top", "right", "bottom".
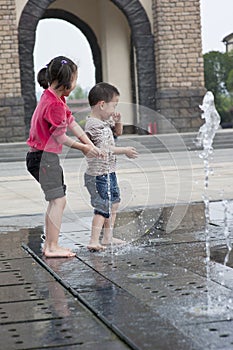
{"left": 101, "top": 202, "right": 126, "bottom": 245}
{"left": 43, "top": 196, "right": 75, "bottom": 258}
{"left": 110, "top": 202, "right": 119, "bottom": 228}
{"left": 87, "top": 214, "right": 106, "bottom": 251}
{"left": 101, "top": 202, "right": 118, "bottom": 243}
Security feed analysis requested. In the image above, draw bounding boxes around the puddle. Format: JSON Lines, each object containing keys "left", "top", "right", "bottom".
{"left": 188, "top": 305, "right": 227, "bottom": 317}
{"left": 26, "top": 226, "right": 44, "bottom": 257}
{"left": 148, "top": 237, "right": 171, "bottom": 243}
{"left": 211, "top": 245, "right": 233, "bottom": 268}
{"left": 128, "top": 271, "right": 167, "bottom": 279}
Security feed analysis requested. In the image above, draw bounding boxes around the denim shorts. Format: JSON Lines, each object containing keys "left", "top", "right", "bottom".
{"left": 84, "top": 172, "right": 121, "bottom": 218}
{"left": 26, "top": 151, "right": 66, "bottom": 201}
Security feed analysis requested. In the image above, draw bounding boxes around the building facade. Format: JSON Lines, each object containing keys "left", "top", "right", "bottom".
{"left": 223, "top": 33, "right": 233, "bottom": 53}
{"left": 0, "top": 0, "right": 205, "bottom": 142}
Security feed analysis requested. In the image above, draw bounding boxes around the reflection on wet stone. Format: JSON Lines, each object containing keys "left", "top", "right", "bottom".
{"left": 12, "top": 197, "right": 233, "bottom": 349}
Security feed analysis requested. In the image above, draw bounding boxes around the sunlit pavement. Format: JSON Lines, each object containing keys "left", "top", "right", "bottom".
{"left": 1, "top": 147, "right": 233, "bottom": 217}
{"left": 1, "top": 147, "right": 233, "bottom": 349}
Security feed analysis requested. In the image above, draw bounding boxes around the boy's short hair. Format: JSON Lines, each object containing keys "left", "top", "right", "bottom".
{"left": 88, "top": 82, "right": 120, "bottom": 107}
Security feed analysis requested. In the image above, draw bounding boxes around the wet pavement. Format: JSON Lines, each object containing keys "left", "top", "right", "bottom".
{"left": 1, "top": 146, "right": 233, "bottom": 349}
{"left": 2, "top": 205, "right": 233, "bottom": 350}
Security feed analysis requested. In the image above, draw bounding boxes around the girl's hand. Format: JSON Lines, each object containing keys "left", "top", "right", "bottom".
{"left": 82, "top": 144, "right": 103, "bottom": 158}
{"left": 125, "top": 147, "right": 138, "bottom": 159}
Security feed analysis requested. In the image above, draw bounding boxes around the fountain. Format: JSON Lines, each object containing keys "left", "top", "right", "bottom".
{"left": 195, "top": 91, "right": 220, "bottom": 240}
{"left": 195, "top": 91, "right": 221, "bottom": 160}
{"left": 196, "top": 92, "right": 232, "bottom": 262}
{"left": 191, "top": 91, "right": 233, "bottom": 316}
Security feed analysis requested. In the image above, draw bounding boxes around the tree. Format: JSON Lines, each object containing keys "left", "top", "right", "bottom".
{"left": 203, "top": 51, "right": 233, "bottom": 124}
{"left": 226, "top": 68, "right": 233, "bottom": 92}
{"left": 68, "top": 85, "right": 88, "bottom": 100}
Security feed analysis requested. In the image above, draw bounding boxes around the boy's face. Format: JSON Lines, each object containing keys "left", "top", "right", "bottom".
{"left": 99, "top": 94, "right": 119, "bottom": 119}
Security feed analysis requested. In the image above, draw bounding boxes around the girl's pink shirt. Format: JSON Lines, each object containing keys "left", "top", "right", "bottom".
{"left": 27, "top": 88, "right": 76, "bottom": 153}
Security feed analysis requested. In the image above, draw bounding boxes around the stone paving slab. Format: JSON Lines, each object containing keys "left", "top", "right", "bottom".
{"left": 0, "top": 258, "right": 56, "bottom": 283}
{"left": 0, "top": 318, "right": 130, "bottom": 350}
{"left": 0, "top": 283, "right": 46, "bottom": 303}
{"left": 182, "top": 321, "right": 233, "bottom": 350}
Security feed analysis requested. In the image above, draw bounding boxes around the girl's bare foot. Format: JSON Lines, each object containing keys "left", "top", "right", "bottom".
{"left": 87, "top": 243, "right": 106, "bottom": 252}
{"left": 42, "top": 245, "right": 72, "bottom": 254}
{"left": 101, "top": 237, "right": 126, "bottom": 245}
{"left": 43, "top": 246, "right": 76, "bottom": 258}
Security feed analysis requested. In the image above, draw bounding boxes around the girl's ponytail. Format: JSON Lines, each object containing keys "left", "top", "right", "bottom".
{"left": 37, "top": 67, "right": 49, "bottom": 89}
{"left": 39, "top": 56, "right": 77, "bottom": 90}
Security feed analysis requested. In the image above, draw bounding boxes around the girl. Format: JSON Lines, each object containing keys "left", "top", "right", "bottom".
{"left": 26, "top": 56, "right": 101, "bottom": 258}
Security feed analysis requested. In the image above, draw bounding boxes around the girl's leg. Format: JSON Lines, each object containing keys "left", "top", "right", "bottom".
{"left": 43, "top": 196, "right": 75, "bottom": 257}
{"left": 102, "top": 203, "right": 125, "bottom": 245}
{"left": 87, "top": 214, "right": 106, "bottom": 251}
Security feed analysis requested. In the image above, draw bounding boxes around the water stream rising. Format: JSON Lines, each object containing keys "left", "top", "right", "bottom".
{"left": 195, "top": 91, "right": 221, "bottom": 314}
{"left": 102, "top": 126, "right": 114, "bottom": 252}
{"left": 222, "top": 199, "right": 232, "bottom": 265}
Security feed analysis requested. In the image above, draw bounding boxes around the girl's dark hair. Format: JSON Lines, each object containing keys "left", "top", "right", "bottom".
{"left": 88, "top": 82, "right": 120, "bottom": 107}
{"left": 37, "top": 56, "right": 77, "bottom": 90}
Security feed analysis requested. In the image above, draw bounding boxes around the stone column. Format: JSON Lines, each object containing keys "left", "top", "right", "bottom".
{"left": 153, "top": 0, "right": 206, "bottom": 133}
{"left": 0, "top": 0, "right": 25, "bottom": 142}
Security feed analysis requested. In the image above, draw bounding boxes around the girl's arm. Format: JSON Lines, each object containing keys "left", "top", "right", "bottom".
{"left": 61, "top": 134, "right": 101, "bottom": 157}
{"left": 69, "top": 122, "right": 94, "bottom": 145}
{"left": 56, "top": 121, "right": 101, "bottom": 157}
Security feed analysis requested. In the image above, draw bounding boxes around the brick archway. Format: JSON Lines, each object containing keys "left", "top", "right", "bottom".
{"left": 18, "top": 0, "right": 156, "bottom": 131}
{"left": 18, "top": 3, "right": 102, "bottom": 131}
{"left": 111, "top": 0, "right": 156, "bottom": 111}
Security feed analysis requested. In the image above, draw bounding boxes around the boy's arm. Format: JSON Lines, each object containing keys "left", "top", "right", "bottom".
{"left": 111, "top": 146, "right": 138, "bottom": 159}
{"left": 114, "top": 122, "right": 123, "bottom": 136}
{"left": 112, "top": 113, "right": 123, "bottom": 136}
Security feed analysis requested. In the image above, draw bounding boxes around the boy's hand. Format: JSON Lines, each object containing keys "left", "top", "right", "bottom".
{"left": 112, "top": 112, "right": 122, "bottom": 123}
{"left": 125, "top": 147, "right": 138, "bottom": 159}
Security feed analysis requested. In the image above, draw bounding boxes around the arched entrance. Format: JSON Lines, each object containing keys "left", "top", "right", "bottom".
{"left": 41, "top": 9, "right": 102, "bottom": 84}
{"left": 18, "top": 0, "right": 156, "bottom": 132}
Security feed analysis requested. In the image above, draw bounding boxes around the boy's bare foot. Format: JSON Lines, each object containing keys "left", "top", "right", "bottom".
{"left": 101, "top": 237, "right": 126, "bottom": 245}
{"left": 87, "top": 243, "right": 106, "bottom": 252}
{"left": 43, "top": 246, "right": 76, "bottom": 258}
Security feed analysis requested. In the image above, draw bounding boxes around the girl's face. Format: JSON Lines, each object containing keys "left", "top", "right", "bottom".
{"left": 99, "top": 95, "right": 119, "bottom": 120}
{"left": 63, "top": 71, "right": 78, "bottom": 97}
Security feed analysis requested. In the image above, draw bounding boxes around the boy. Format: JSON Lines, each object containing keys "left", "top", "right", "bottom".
{"left": 84, "top": 82, "right": 138, "bottom": 251}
